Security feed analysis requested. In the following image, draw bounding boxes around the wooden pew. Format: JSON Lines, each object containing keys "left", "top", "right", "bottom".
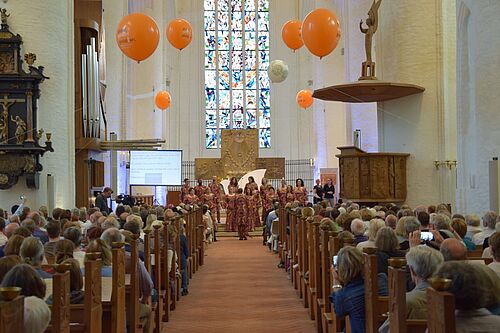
{"left": 83, "top": 253, "right": 103, "bottom": 333}
{"left": 50, "top": 264, "right": 71, "bottom": 333}
{"left": 195, "top": 211, "right": 204, "bottom": 270}
{"left": 362, "top": 247, "right": 389, "bottom": 333}
{"left": 290, "top": 210, "right": 299, "bottom": 291}
{"left": 174, "top": 217, "right": 182, "bottom": 302}
{"left": 308, "top": 220, "right": 321, "bottom": 322}
{"left": 387, "top": 259, "right": 427, "bottom": 333}
{"left": 111, "top": 242, "right": 127, "bottom": 333}
{"left": 299, "top": 214, "right": 310, "bottom": 307}
{"left": 277, "top": 207, "right": 286, "bottom": 263}
{"left": 323, "top": 232, "right": 344, "bottom": 333}
{"left": 0, "top": 288, "right": 23, "bottom": 332}
{"left": 162, "top": 220, "right": 172, "bottom": 322}
{"left": 143, "top": 229, "right": 152, "bottom": 274}
{"left": 152, "top": 224, "right": 163, "bottom": 333}
{"left": 467, "top": 248, "right": 483, "bottom": 258}
{"left": 426, "top": 279, "right": 455, "bottom": 333}
{"left": 127, "top": 235, "right": 141, "bottom": 333}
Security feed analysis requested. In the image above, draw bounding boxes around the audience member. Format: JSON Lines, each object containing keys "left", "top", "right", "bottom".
{"left": 180, "top": 224, "right": 189, "bottom": 296}
{"left": 357, "top": 218, "right": 385, "bottom": 249}
{"left": 4, "top": 222, "right": 19, "bottom": 238}
{"left": 0, "top": 255, "right": 21, "bottom": 281}
{"left": 416, "top": 211, "right": 430, "bottom": 230}
{"left": 43, "top": 221, "right": 61, "bottom": 263}
{"left": 1, "top": 264, "right": 46, "bottom": 299}
{"left": 451, "top": 217, "right": 475, "bottom": 250}
{"left": 85, "top": 238, "right": 112, "bottom": 276}
{"left": 19, "top": 237, "right": 52, "bottom": 278}
{"left": 487, "top": 232, "right": 500, "bottom": 278}
{"left": 473, "top": 211, "right": 497, "bottom": 246}
{"left": 0, "top": 217, "right": 7, "bottom": 246}
{"left": 379, "top": 245, "right": 444, "bottom": 332}
{"left": 433, "top": 262, "right": 500, "bottom": 333}
{"left": 55, "top": 239, "right": 74, "bottom": 264}
{"left": 26, "top": 212, "right": 48, "bottom": 244}
{"left": 385, "top": 214, "right": 397, "bottom": 230}
{"left": 23, "top": 296, "right": 51, "bottom": 333}
{"left": 4, "top": 235, "right": 25, "bottom": 256}
{"left": 350, "top": 219, "right": 367, "bottom": 244}
{"left": 440, "top": 238, "right": 467, "bottom": 261}
{"left": 465, "top": 214, "right": 482, "bottom": 240}
{"left": 329, "top": 246, "right": 387, "bottom": 333}
{"left": 47, "top": 258, "right": 84, "bottom": 305}
{"left": 63, "top": 227, "right": 85, "bottom": 265}
{"left": 375, "top": 227, "right": 406, "bottom": 275}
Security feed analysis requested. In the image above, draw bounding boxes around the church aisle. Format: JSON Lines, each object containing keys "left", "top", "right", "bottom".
{"left": 164, "top": 237, "right": 316, "bottom": 333}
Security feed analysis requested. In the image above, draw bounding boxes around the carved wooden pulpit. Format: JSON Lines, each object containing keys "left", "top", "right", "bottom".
{"left": 195, "top": 129, "right": 285, "bottom": 180}
{"left": 0, "top": 9, "right": 53, "bottom": 189}
{"left": 336, "top": 146, "right": 409, "bottom": 203}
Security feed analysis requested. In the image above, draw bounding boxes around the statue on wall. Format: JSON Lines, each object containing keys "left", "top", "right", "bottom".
{"left": 11, "top": 115, "right": 26, "bottom": 144}
{"left": 359, "top": 0, "right": 382, "bottom": 80}
{"left": 1, "top": 8, "right": 9, "bottom": 26}
{"left": 0, "top": 8, "right": 53, "bottom": 189}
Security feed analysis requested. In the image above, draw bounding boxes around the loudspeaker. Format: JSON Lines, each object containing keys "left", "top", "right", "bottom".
{"left": 47, "top": 174, "right": 55, "bottom": 214}
{"left": 489, "top": 158, "right": 499, "bottom": 212}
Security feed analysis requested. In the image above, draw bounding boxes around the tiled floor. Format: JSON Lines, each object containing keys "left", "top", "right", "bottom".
{"left": 163, "top": 237, "right": 316, "bottom": 332}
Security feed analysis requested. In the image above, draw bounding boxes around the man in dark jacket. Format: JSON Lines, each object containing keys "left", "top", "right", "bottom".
{"left": 95, "top": 187, "right": 113, "bottom": 215}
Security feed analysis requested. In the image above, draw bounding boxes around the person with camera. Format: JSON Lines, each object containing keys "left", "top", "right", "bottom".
{"left": 95, "top": 187, "right": 113, "bottom": 215}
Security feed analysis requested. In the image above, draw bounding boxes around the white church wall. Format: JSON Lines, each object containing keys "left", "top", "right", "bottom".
{"left": 376, "top": 0, "right": 456, "bottom": 207}
{"left": 0, "top": 1, "right": 75, "bottom": 210}
{"left": 456, "top": 0, "right": 500, "bottom": 215}
{"left": 341, "top": 0, "right": 378, "bottom": 153}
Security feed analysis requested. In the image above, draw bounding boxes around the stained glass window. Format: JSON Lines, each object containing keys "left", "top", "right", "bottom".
{"left": 204, "top": 0, "right": 271, "bottom": 148}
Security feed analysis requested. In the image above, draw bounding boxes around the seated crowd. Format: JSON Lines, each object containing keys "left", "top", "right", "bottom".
{"left": 280, "top": 201, "right": 500, "bottom": 333}
{"left": 0, "top": 200, "right": 208, "bottom": 333}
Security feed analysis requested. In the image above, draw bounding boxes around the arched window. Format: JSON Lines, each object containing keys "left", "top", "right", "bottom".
{"left": 204, "top": 0, "right": 270, "bottom": 149}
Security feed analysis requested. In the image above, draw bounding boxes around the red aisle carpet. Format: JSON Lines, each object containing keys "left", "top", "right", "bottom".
{"left": 163, "top": 237, "right": 316, "bottom": 333}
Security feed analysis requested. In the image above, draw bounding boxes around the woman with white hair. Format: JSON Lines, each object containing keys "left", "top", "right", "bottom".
{"left": 379, "top": 246, "right": 444, "bottom": 332}
{"left": 357, "top": 218, "right": 385, "bottom": 249}
{"left": 473, "top": 211, "right": 498, "bottom": 246}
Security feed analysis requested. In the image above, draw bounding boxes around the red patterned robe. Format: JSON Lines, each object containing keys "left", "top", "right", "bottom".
{"left": 259, "top": 184, "right": 271, "bottom": 225}
{"left": 202, "top": 193, "right": 216, "bottom": 213}
{"left": 277, "top": 186, "right": 287, "bottom": 207}
{"left": 286, "top": 192, "right": 295, "bottom": 203}
{"left": 184, "top": 194, "right": 199, "bottom": 205}
{"left": 194, "top": 185, "right": 207, "bottom": 198}
{"left": 244, "top": 182, "right": 259, "bottom": 195}
{"left": 224, "top": 194, "right": 237, "bottom": 232}
{"left": 228, "top": 184, "right": 239, "bottom": 195}
{"left": 179, "top": 184, "right": 190, "bottom": 203}
{"left": 245, "top": 192, "right": 260, "bottom": 231}
{"left": 208, "top": 182, "right": 222, "bottom": 222}
{"left": 293, "top": 186, "right": 308, "bottom": 205}
{"left": 235, "top": 193, "right": 249, "bottom": 238}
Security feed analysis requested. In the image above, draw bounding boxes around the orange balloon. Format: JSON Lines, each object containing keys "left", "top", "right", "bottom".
{"left": 296, "top": 90, "right": 313, "bottom": 109}
{"left": 302, "top": 8, "right": 341, "bottom": 59}
{"left": 116, "top": 13, "right": 160, "bottom": 62}
{"left": 155, "top": 91, "right": 171, "bottom": 110}
{"left": 282, "top": 20, "right": 304, "bottom": 51}
{"left": 166, "top": 18, "right": 193, "bottom": 50}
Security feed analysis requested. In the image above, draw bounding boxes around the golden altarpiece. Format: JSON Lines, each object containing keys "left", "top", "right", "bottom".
{"left": 195, "top": 129, "right": 285, "bottom": 180}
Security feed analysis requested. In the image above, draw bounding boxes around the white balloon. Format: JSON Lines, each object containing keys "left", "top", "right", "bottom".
{"left": 267, "top": 60, "right": 289, "bottom": 83}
